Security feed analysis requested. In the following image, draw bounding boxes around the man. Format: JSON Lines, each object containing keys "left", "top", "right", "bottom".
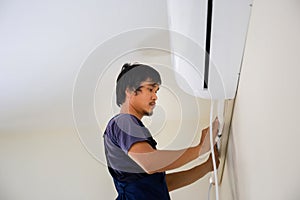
{"left": 103, "top": 63, "right": 219, "bottom": 200}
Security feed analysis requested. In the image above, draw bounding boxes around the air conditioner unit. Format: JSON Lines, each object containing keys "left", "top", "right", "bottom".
{"left": 167, "top": 0, "right": 252, "bottom": 100}
{"left": 166, "top": 0, "right": 253, "bottom": 184}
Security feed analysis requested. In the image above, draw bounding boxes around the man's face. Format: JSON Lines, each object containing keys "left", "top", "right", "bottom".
{"left": 129, "top": 81, "right": 160, "bottom": 117}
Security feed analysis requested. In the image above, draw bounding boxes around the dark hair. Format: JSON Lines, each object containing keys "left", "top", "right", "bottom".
{"left": 116, "top": 63, "right": 161, "bottom": 107}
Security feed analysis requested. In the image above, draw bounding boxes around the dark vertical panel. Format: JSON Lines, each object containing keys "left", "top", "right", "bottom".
{"left": 204, "top": 0, "right": 213, "bottom": 89}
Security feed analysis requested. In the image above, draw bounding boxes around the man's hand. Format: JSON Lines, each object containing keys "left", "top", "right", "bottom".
{"left": 198, "top": 117, "right": 219, "bottom": 155}
{"left": 207, "top": 145, "right": 220, "bottom": 172}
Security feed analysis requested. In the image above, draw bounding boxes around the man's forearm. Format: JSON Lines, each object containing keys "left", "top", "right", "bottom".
{"left": 165, "top": 160, "right": 211, "bottom": 192}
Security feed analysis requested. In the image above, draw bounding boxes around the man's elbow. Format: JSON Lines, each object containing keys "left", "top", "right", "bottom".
{"left": 129, "top": 151, "right": 164, "bottom": 174}
{"left": 140, "top": 163, "right": 162, "bottom": 174}
{"left": 135, "top": 160, "right": 166, "bottom": 174}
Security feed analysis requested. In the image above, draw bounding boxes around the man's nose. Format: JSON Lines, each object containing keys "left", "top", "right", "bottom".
{"left": 152, "top": 92, "right": 158, "bottom": 100}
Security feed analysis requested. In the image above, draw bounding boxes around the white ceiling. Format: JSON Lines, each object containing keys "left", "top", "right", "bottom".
{"left": 0, "top": 0, "right": 172, "bottom": 133}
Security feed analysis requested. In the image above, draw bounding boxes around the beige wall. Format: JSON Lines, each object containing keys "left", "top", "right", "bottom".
{"left": 220, "top": 0, "right": 300, "bottom": 199}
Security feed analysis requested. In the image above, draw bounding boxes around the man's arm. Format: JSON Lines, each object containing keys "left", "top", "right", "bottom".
{"left": 128, "top": 141, "right": 201, "bottom": 174}
{"left": 165, "top": 146, "right": 219, "bottom": 192}
{"left": 128, "top": 119, "right": 219, "bottom": 174}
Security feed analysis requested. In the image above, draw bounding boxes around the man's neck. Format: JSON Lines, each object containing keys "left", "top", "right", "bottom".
{"left": 120, "top": 104, "right": 143, "bottom": 120}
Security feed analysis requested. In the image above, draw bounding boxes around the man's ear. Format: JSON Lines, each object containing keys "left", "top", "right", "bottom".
{"left": 125, "top": 87, "right": 134, "bottom": 97}
{"left": 126, "top": 87, "right": 139, "bottom": 97}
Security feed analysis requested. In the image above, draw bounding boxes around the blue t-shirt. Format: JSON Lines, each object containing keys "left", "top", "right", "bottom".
{"left": 103, "top": 114, "right": 170, "bottom": 200}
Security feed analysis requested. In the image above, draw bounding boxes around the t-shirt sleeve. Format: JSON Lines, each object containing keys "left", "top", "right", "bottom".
{"left": 113, "top": 115, "right": 153, "bottom": 153}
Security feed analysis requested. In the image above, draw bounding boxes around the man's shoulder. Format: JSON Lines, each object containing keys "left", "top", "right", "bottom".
{"left": 108, "top": 114, "right": 150, "bottom": 139}
{"left": 113, "top": 114, "right": 141, "bottom": 126}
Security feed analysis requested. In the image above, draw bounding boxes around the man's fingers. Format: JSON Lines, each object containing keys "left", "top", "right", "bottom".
{"left": 213, "top": 145, "right": 220, "bottom": 168}
{"left": 200, "top": 127, "right": 209, "bottom": 144}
